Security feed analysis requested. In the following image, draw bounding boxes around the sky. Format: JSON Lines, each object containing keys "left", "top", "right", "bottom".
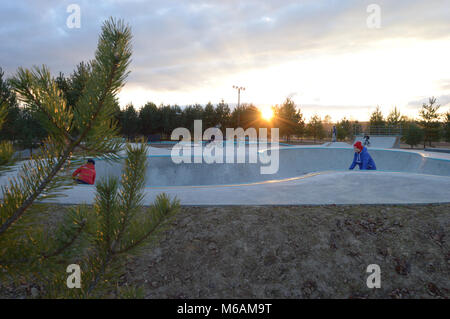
{"left": 1, "top": 0, "right": 450, "bottom": 122}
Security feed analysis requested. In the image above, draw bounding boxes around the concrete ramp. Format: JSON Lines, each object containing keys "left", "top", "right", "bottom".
{"left": 354, "top": 136, "right": 400, "bottom": 149}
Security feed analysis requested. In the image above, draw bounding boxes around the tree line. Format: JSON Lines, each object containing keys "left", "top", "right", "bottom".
{"left": 1, "top": 65, "right": 450, "bottom": 150}
{"left": 364, "top": 101, "right": 450, "bottom": 148}
{"left": 118, "top": 97, "right": 319, "bottom": 142}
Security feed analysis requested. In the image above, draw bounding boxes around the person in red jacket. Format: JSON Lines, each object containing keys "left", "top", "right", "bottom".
{"left": 72, "top": 159, "right": 96, "bottom": 185}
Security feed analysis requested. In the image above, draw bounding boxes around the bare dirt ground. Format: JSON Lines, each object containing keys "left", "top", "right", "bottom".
{"left": 125, "top": 204, "right": 449, "bottom": 299}
{"left": 1, "top": 204, "right": 449, "bottom": 299}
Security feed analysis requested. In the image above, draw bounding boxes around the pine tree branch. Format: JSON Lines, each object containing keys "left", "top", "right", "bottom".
{"left": 112, "top": 218, "right": 163, "bottom": 255}
{"left": 0, "top": 219, "right": 86, "bottom": 265}
{"left": 42, "top": 218, "right": 86, "bottom": 259}
{"left": 0, "top": 22, "right": 128, "bottom": 236}
{"left": 113, "top": 155, "right": 143, "bottom": 248}
{"left": 22, "top": 84, "right": 72, "bottom": 142}
{"left": 0, "top": 148, "right": 71, "bottom": 235}
{"left": 73, "top": 43, "right": 120, "bottom": 147}
{"left": 0, "top": 91, "right": 114, "bottom": 236}
{"left": 86, "top": 252, "right": 113, "bottom": 296}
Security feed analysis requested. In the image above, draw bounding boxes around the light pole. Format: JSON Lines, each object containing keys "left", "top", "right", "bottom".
{"left": 233, "top": 85, "right": 245, "bottom": 126}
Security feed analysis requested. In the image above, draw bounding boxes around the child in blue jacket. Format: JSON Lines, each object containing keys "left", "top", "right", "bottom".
{"left": 349, "top": 141, "right": 376, "bottom": 170}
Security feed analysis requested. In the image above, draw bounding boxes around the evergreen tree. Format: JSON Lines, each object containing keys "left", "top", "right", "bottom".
{"left": 0, "top": 103, "right": 17, "bottom": 170}
{"left": 0, "top": 68, "right": 17, "bottom": 108}
{"left": 203, "top": 102, "right": 217, "bottom": 129}
{"left": 53, "top": 143, "right": 178, "bottom": 298}
{"left": 120, "top": 104, "right": 140, "bottom": 139}
{"left": 386, "top": 106, "right": 404, "bottom": 135}
{"left": 444, "top": 112, "right": 450, "bottom": 143}
{"left": 401, "top": 122, "right": 424, "bottom": 148}
{"left": 66, "top": 62, "right": 92, "bottom": 109}
{"left": 336, "top": 117, "right": 352, "bottom": 141}
{"left": 369, "top": 105, "right": 385, "bottom": 135}
{"left": 386, "top": 106, "right": 402, "bottom": 126}
{"left": 306, "top": 114, "right": 325, "bottom": 143}
{"left": 170, "top": 105, "right": 183, "bottom": 132}
{"left": 0, "top": 17, "right": 180, "bottom": 298}
{"left": 230, "top": 104, "right": 244, "bottom": 129}
{"left": 419, "top": 97, "right": 441, "bottom": 147}
{"left": 0, "top": 67, "right": 21, "bottom": 141}
{"left": 273, "top": 98, "right": 304, "bottom": 141}
{"left": 55, "top": 72, "right": 70, "bottom": 101}
{"left": 239, "top": 103, "right": 262, "bottom": 131}
{"left": 182, "top": 104, "right": 204, "bottom": 134}
{"left": 215, "top": 99, "right": 231, "bottom": 131}
{"left": 15, "top": 107, "right": 47, "bottom": 156}
{"left": 159, "top": 105, "right": 181, "bottom": 137}
{"left": 139, "top": 102, "right": 160, "bottom": 136}
{"left": 1, "top": 17, "right": 133, "bottom": 268}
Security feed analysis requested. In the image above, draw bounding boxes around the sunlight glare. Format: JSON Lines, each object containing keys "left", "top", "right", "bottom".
{"left": 261, "top": 107, "right": 274, "bottom": 121}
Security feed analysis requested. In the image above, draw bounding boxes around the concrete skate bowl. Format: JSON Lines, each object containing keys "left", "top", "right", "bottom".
{"left": 94, "top": 147, "right": 450, "bottom": 187}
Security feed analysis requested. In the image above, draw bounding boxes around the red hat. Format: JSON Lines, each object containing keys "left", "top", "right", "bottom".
{"left": 354, "top": 141, "right": 363, "bottom": 151}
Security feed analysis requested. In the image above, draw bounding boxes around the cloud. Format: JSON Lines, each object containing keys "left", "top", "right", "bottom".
{"left": 1, "top": 0, "right": 449, "bottom": 109}
{"left": 406, "top": 95, "right": 450, "bottom": 109}
{"left": 439, "top": 79, "right": 450, "bottom": 91}
{"left": 300, "top": 103, "right": 373, "bottom": 110}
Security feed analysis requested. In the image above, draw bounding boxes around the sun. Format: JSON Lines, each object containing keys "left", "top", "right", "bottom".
{"left": 260, "top": 107, "right": 274, "bottom": 121}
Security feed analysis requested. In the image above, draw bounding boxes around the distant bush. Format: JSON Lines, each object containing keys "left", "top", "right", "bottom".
{"left": 401, "top": 122, "right": 424, "bottom": 148}
{"left": 444, "top": 112, "right": 450, "bottom": 143}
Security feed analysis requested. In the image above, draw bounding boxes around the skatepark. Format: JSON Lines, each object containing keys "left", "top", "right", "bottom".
{"left": 1, "top": 137, "right": 449, "bottom": 206}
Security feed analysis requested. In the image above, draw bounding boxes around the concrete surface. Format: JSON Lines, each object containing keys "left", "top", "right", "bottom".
{"left": 424, "top": 148, "right": 450, "bottom": 154}
{"left": 353, "top": 136, "right": 400, "bottom": 148}
{"left": 322, "top": 142, "right": 352, "bottom": 148}
{"left": 1, "top": 145, "right": 449, "bottom": 205}
{"left": 44, "top": 170, "right": 450, "bottom": 205}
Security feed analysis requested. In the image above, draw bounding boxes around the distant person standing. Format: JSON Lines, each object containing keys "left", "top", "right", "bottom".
{"left": 72, "top": 159, "right": 96, "bottom": 184}
{"left": 332, "top": 126, "right": 337, "bottom": 142}
{"left": 349, "top": 141, "right": 376, "bottom": 170}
